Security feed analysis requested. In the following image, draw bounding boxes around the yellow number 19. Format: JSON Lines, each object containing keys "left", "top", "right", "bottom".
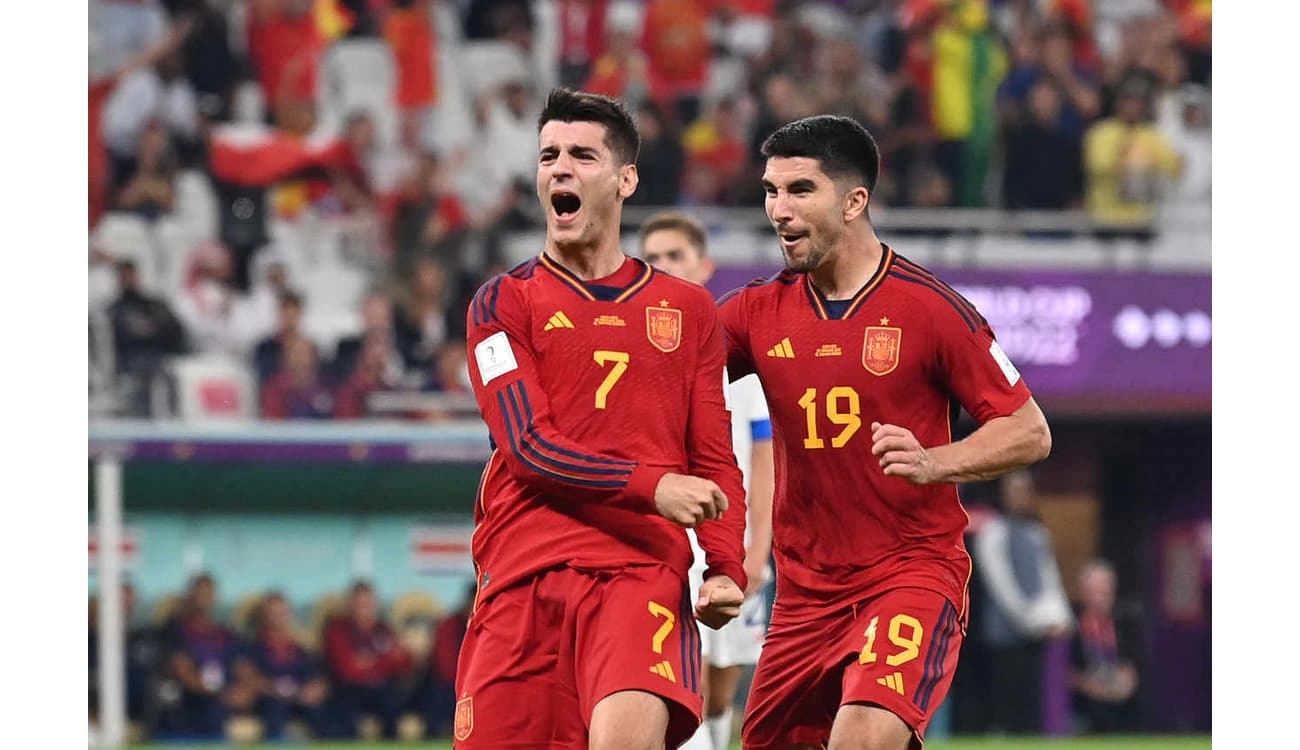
{"left": 798, "top": 386, "right": 862, "bottom": 449}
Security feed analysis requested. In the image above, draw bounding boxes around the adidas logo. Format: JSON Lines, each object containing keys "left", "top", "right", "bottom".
{"left": 648, "top": 661, "right": 677, "bottom": 683}
{"left": 544, "top": 311, "right": 575, "bottom": 331}
{"left": 766, "top": 338, "right": 795, "bottom": 358}
{"left": 876, "top": 672, "right": 905, "bottom": 695}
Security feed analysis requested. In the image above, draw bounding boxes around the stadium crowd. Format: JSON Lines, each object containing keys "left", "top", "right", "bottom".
{"left": 88, "top": 0, "right": 1211, "bottom": 421}
{"left": 89, "top": 574, "right": 475, "bottom": 742}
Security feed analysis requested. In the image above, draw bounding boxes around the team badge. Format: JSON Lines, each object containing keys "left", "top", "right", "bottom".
{"left": 454, "top": 696, "right": 474, "bottom": 741}
{"left": 862, "top": 325, "right": 902, "bottom": 376}
{"left": 645, "top": 305, "right": 683, "bottom": 353}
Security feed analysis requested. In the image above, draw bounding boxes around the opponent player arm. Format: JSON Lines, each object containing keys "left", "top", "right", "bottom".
{"left": 743, "top": 434, "right": 774, "bottom": 597}
{"left": 467, "top": 281, "right": 668, "bottom": 512}
{"left": 687, "top": 310, "right": 748, "bottom": 591}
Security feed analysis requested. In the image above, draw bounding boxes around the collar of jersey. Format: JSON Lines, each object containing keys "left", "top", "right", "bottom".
{"left": 538, "top": 252, "right": 655, "bottom": 303}
{"left": 803, "top": 244, "right": 895, "bottom": 320}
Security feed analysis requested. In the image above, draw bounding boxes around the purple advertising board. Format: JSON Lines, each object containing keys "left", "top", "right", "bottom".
{"left": 708, "top": 265, "right": 1211, "bottom": 415}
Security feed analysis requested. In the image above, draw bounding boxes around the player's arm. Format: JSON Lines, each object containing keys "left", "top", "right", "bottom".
{"left": 743, "top": 430, "right": 774, "bottom": 598}
{"left": 467, "top": 277, "right": 667, "bottom": 512}
{"left": 872, "top": 311, "right": 1050, "bottom": 485}
{"left": 687, "top": 303, "right": 749, "bottom": 600}
{"left": 717, "top": 287, "right": 757, "bottom": 381}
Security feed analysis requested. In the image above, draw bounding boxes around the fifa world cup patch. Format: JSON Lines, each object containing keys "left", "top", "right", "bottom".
{"left": 454, "top": 695, "right": 473, "bottom": 741}
{"left": 988, "top": 340, "right": 1021, "bottom": 386}
{"left": 475, "top": 331, "right": 519, "bottom": 385}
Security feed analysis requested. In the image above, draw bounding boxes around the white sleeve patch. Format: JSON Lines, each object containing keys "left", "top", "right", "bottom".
{"left": 989, "top": 340, "right": 1021, "bottom": 386}
{"left": 475, "top": 331, "right": 519, "bottom": 385}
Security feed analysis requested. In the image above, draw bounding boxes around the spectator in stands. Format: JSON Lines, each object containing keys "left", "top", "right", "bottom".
{"left": 1070, "top": 558, "right": 1140, "bottom": 734}
{"left": 464, "top": 0, "right": 536, "bottom": 49}
{"left": 581, "top": 5, "right": 651, "bottom": 110}
{"left": 641, "top": 0, "right": 712, "bottom": 124}
{"left": 625, "top": 100, "right": 683, "bottom": 207}
{"left": 1083, "top": 76, "right": 1182, "bottom": 233}
{"left": 1002, "top": 80, "right": 1084, "bottom": 210}
{"left": 394, "top": 257, "right": 455, "bottom": 372}
{"left": 999, "top": 25, "right": 1101, "bottom": 140}
{"left": 253, "top": 290, "right": 308, "bottom": 383}
{"left": 430, "top": 340, "right": 470, "bottom": 394}
{"left": 157, "top": 573, "right": 258, "bottom": 740}
{"left": 320, "top": 111, "right": 380, "bottom": 217}
{"left": 239, "top": 592, "right": 339, "bottom": 740}
{"left": 681, "top": 98, "right": 748, "bottom": 205}
{"left": 972, "top": 470, "right": 1073, "bottom": 735}
{"left": 383, "top": 0, "right": 440, "bottom": 150}
{"left": 112, "top": 120, "right": 179, "bottom": 221}
{"left": 166, "top": 0, "right": 239, "bottom": 124}
{"left": 1159, "top": 82, "right": 1210, "bottom": 211}
{"left": 246, "top": 0, "right": 322, "bottom": 113}
{"left": 556, "top": 0, "right": 611, "bottom": 89}
{"left": 109, "top": 259, "right": 188, "bottom": 416}
{"left": 418, "top": 581, "right": 475, "bottom": 738}
{"left": 175, "top": 241, "right": 244, "bottom": 355}
{"left": 260, "top": 336, "right": 336, "bottom": 419}
{"left": 332, "top": 290, "right": 405, "bottom": 384}
{"left": 232, "top": 256, "right": 294, "bottom": 351}
{"left": 390, "top": 153, "right": 471, "bottom": 277}
{"left": 334, "top": 336, "right": 398, "bottom": 419}
{"left": 322, "top": 581, "right": 414, "bottom": 739}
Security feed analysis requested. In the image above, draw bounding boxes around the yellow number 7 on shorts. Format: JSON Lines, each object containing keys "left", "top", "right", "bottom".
{"left": 647, "top": 600, "right": 676, "bottom": 654}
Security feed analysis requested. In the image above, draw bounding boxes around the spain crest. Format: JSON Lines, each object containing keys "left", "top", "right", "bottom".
{"left": 454, "top": 696, "right": 473, "bottom": 741}
{"left": 862, "top": 325, "right": 902, "bottom": 376}
{"left": 646, "top": 304, "right": 683, "bottom": 353}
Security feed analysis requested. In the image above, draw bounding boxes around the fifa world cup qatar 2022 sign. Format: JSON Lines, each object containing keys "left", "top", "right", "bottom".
{"left": 709, "top": 266, "right": 1210, "bottom": 413}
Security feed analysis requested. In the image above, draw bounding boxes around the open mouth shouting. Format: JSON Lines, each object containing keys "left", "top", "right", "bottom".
{"left": 778, "top": 227, "right": 809, "bottom": 251}
{"left": 551, "top": 190, "right": 582, "bottom": 226}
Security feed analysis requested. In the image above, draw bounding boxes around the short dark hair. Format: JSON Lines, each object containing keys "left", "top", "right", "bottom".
{"left": 278, "top": 290, "right": 304, "bottom": 310}
{"left": 760, "top": 115, "right": 880, "bottom": 197}
{"left": 639, "top": 211, "right": 708, "bottom": 256}
{"left": 537, "top": 88, "right": 640, "bottom": 166}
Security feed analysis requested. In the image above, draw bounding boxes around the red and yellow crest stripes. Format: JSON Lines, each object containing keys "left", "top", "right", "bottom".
{"left": 454, "top": 695, "right": 474, "bottom": 740}
{"left": 645, "top": 305, "right": 683, "bottom": 353}
{"left": 862, "top": 325, "right": 902, "bottom": 375}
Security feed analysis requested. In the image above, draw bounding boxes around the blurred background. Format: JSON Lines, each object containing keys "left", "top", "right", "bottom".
{"left": 86, "top": 0, "right": 1211, "bottom": 747}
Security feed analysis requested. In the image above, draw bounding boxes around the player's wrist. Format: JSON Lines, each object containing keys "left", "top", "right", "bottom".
{"left": 625, "top": 465, "right": 669, "bottom": 513}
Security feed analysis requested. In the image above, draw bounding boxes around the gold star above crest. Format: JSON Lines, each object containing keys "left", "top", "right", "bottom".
{"left": 880, "top": 317, "right": 890, "bottom": 325}
{"left": 660, "top": 299, "right": 670, "bottom": 306}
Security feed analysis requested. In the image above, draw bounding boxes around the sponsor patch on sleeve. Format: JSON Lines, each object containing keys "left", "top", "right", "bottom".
{"left": 989, "top": 340, "right": 1021, "bottom": 386}
{"left": 475, "top": 331, "right": 519, "bottom": 385}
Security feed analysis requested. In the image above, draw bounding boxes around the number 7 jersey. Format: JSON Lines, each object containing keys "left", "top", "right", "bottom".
{"left": 717, "top": 246, "right": 1032, "bottom": 621}
{"left": 465, "top": 254, "right": 748, "bottom": 606}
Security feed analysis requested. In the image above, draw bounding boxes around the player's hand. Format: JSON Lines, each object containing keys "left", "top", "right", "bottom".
{"left": 695, "top": 575, "right": 744, "bottom": 630}
{"left": 871, "top": 422, "right": 939, "bottom": 484}
{"left": 653, "top": 473, "right": 728, "bottom": 528}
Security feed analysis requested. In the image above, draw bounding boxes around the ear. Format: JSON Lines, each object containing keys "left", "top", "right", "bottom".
{"left": 618, "top": 163, "right": 639, "bottom": 200}
{"left": 843, "top": 186, "right": 870, "bottom": 223}
{"left": 701, "top": 255, "right": 716, "bottom": 279}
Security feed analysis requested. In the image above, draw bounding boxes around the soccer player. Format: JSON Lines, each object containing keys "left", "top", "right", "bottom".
{"left": 719, "top": 115, "right": 1052, "bottom": 750}
{"left": 457, "top": 88, "right": 749, "bottom": 750}
{"left": 639, "top": 211, "right": 776, "bottom": 750}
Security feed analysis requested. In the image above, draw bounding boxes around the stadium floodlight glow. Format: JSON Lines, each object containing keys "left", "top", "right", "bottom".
{"left": 1113, "top": 305, "right": 1152, "bottom": 350}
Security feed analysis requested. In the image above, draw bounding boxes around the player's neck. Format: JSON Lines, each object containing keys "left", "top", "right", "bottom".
{"left": 544, "top": 232, "right": 628, "bottom": 280}
{"left": 809, "top": 230, "right": 885, "bottom": 300}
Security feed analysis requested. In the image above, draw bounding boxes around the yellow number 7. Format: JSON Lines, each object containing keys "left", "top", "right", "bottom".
{"left": 593, "top": 351, "right": 630, "bottom": 409}
{"left": 647, "top": 601, "right": 676, "bottom": 654}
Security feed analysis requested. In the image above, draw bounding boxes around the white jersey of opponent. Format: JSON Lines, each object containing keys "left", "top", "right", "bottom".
{"left": 688, "top": 373, "right": 771, "bottom": 667}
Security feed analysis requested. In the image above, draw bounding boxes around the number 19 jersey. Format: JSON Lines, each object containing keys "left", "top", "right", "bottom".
{"left": 717, "top": 246, "right": 1032, "bottom": 621}
{"left": 466, "top": 254, "right": 748, "bottom": 607}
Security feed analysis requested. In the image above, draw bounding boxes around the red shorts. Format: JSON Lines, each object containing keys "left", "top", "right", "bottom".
{"left": 453, "top": 564, "right": 703, "bottom": 748}
{"left": 742, "top": 587, "right": 964, "bottom": 750}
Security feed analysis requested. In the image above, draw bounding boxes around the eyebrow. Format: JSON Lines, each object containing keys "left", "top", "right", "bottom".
{"left": 540, "top": 144, "right": 601, "bottom": 158}
{"left": 762, "top": 178, "right": 819, "bottom": 192}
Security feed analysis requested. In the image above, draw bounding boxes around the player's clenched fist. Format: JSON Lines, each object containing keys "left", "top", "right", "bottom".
{"left": 695, "top": 575, "right": 744, "bottom": 630}
{"left": 653, "top": 473, "right": 728, "bottom": 527}
{"left": 871, "top": 422, "right": 939, "bottom": 484}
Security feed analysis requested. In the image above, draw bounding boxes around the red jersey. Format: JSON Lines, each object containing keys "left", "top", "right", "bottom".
{"left": 718, "top": 246, "right": 1032, "bottom": 620}
{"left": 466, "top": 253, "right": 747, "bottom": 606}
